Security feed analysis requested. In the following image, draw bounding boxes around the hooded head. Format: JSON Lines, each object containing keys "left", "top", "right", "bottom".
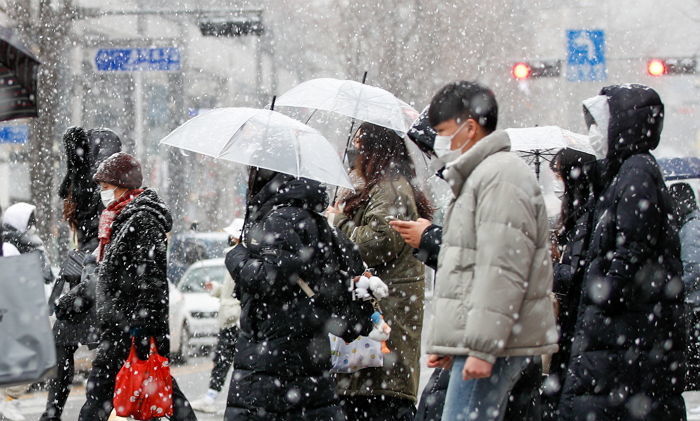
{"left": 94, "top": 152, "right": 143, "bottom": 189}
{"left": 2, "top": 202, "right": 36, "bottom": 233}
{"left": 582, "top": 84, "right": 664, "bottom": 163}
{"left": 87, "top": 128, "right": 122, "bottom": 172}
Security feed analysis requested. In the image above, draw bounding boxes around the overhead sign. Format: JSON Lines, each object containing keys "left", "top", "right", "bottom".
{"left": 566, "top": 30, "right": 606, "bottom": 82}
{"left": 0, "top": 125, "right": 28, "bottom": 144}
{"left": 94, "top": 47, "right": 182, "bottom": 72}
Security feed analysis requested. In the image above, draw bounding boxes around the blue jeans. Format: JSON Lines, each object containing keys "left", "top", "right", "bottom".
{"left": 442, "top": 356, "right": 531, "bottom": 421}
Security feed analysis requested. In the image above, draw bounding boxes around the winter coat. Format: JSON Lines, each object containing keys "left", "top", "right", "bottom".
{"left": 210, "top": 263, "right": 241, "bottom": 329}
{"left": 224, "top": 173, "right": 373, "bottom": 419}
{"left": 1, "top": 203, "right": 52, "bottom": 283}
{"left": 558, "top": 85, "right": 686, "bottom": 421}
{"left": 415, "top": 369, "right": 449, "bottom": 421}
{"left": 426, "top": 130, "right": 558, "bottom": 363}
{"left": 543, "top": 210, "right": 592, "bottom": 420}
{"left": 52, "top": 127, "right": 121, "bottom": 347}
{"left": 53, "top": 255, "right": 100, "bottom": 347}
{"left": 96, "top": 189, "right": 172, "bottom": 347}
{"left": 680, "top": 209, "right": 700, "bottom": 306}
{"left": 333, "top": 176, "right": 425, "bottom": 402}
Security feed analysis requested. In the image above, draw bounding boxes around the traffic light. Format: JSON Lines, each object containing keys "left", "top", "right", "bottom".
{"left": 647, "top": 58, "right": 696, "bottom": 76}
{"left": 512, "top": 62, "right": 531, "bottom": 80}
{"left": 511, "top": 60, "right": 561, "bottom": 80}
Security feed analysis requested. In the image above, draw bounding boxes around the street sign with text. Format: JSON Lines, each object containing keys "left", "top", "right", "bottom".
{"left": 0, "top": 125, "right": 28, "bottom": 144}
{"left": 94, "top": 47, "right": 181, "bottom": 72}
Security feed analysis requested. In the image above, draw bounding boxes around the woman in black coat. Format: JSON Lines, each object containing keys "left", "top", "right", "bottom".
{"left": 41, "top": 127, "right": 122, "bottom": 421}
{"left": 542, "top": 148, "right": 595, "bottom": 421}
{"left": 78, "top": 152, "right": 196, "bottom": 421}
{"left": 556, "top": 84, "right": 686, "bottom": 421}
{"left": 224, "top": 168, "right": 374, "bottom": 421}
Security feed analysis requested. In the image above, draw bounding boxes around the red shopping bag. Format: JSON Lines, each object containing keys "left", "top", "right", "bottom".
{"left": 113, "top": 337, "right": 174, "bottom": 420}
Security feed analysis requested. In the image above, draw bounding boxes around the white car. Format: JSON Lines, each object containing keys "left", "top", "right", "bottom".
{"left": 169, "top": 258, "right": 226, "bottom": 363}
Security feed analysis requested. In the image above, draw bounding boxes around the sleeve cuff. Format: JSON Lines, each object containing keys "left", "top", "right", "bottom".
{"left": 468, "top": 350, "right": 497, "bottom": 364}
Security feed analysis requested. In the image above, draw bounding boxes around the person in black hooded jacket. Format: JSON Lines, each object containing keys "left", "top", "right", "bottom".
{"left": 41, "top": 126, "right": 122, "bottom": 421}
{"left": 224, "top": 168, "right": 374, "bottom": 421}
{"left": 556, "top": 84, "right": 686, "bottom": 421}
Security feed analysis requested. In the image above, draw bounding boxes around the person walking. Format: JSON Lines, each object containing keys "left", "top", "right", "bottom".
{"left": 421, "top": 81, "right": 558, "bottom": 421}
{"left": 0, "top": 205, "right": 26, "bottom": 421}
{"left": 327, "top": 122, "right": 433, "bottom": 421}
{"left": 670, "top": 183, "right": 700, "bottom": 412}
{"left": 541, "top": 148, "right": 596, "bottom": 421}
{"left": 77, "top": 152, "right": 197, "bottom": 421}
{"left": 556, "top": 85, "right": 686, "bottom": 421}
{"left": 223, "top": 168, "right": 374, "bottom": 420}
{"left": 191, "top": 219, "right": 243, "bottom": 413}
{"left": 1, "top": 202, "right": 53, "bottom": 283}
{"left": 40, "top": 126, "right": 121, "bottom": 421}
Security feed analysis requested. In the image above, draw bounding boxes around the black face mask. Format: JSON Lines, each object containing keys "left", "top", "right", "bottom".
{"left": 346, "top": 147, "right": 359, "bottom": 170}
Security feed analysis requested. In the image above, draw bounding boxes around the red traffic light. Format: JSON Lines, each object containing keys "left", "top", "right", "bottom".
{"left": 647, "top": 59, "right": 667, "bottom": 76}
{"left": 512, "top": 62, "right": 532, "bottom": 80}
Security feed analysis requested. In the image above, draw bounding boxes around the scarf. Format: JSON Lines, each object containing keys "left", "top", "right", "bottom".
{"left": 97, "top": 189, "right": 144, "bottom": 261}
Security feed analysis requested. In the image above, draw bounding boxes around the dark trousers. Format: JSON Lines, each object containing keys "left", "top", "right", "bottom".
{"left": 39, "top": 343, "right": 79, "bottom": 421}
{"left": 78, "top": 330, "right": 197, "bottom": 421}
{"left": 341, "top": 395, "right": 416, "bottom": 421}
{"left": 210, "top": 326, "right": 239, "bottom": 391}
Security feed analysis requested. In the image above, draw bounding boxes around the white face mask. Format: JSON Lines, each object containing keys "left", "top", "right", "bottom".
{"left": 433, "top": 122, "right": 468, "bottom": 160}
{"left": 588, "top": 123, "right": 608, "bottom": 159}
{"left": 100, "top": 188, "right": 116, "bottom": 207}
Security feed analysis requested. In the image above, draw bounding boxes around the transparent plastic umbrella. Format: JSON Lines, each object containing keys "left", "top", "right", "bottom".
{"left": 505, "top": 126, "right": 594, "bottom": 155}
{"left": 159, "top": 107, "right": 353, "bottom": 190}
{"left": 505, "top": 126, "right": 594, "bottom": 179}
{"left": 276, "top": 78, "right": 419, "bottom": 135}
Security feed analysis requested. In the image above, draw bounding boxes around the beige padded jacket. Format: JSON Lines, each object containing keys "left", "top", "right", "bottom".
{"left": 426, "top": 130, "right": 558, "bottom": 363}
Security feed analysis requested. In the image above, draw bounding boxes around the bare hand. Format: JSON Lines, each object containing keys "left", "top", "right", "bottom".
{"left": 326, "top": 204, "right": 341, "bottom": 215}
{"left": 427, "top": 354, "right": 453, "bottom": 370}
{"left": 389, "top": 218, "right": 432, "bottom": 248}
{"left": 462, "top": 356, "right": 493, "bottom": 380}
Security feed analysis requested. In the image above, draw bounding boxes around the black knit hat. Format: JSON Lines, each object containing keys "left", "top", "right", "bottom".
{"left": 93, "top": 152, "right": 143, "bottom": 189}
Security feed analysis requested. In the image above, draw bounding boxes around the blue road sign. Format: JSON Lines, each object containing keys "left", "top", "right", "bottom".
{"left": 95, "top": 47, "right": 181, "bottom": 72}
{"left": 0, "top": 125, "right": 28, "bottom": 144}
{"left": 566, "top": 30, "right": 606, "bottom": 82}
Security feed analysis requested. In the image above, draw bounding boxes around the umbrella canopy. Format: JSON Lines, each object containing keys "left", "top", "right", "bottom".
{"left": 276, "top": 78, "right": 419, "bottom": 135}
{"left": 159, "top": 107, "right": 353, "bottom": 190}
{"left": 505, "top": 126, "right": 594, "bottom": 180}
{"left": 657, "top": 157, "right": 700, "bottom": 181}
{"left": 505, "top": 126, "right": 594, "bottom": 155}
{"left": 0, "top": 26, "right": 40, "bottom": 122}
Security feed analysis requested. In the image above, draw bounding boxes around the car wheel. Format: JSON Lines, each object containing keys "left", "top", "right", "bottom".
{"left": 172, "top": 324, "right": 191, "bottom": 365}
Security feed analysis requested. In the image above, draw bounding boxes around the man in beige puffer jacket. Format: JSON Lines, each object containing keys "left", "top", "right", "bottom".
{"left": 424, "top": 81, "right": 558, "bottom": 421}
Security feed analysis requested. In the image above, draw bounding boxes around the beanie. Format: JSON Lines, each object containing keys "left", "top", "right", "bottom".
{"left": 93, "top": 152, "right": 143, "bottom": 189}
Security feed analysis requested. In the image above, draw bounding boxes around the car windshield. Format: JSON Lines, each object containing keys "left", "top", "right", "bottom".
{"left": 170, "top": 235, "right": 228, "bottom": 266}
{"left": 179, "top": 265, "right": 227, "bottom": 293}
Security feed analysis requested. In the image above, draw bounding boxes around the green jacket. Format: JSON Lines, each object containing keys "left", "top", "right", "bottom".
{"left": 333, "top": 176, "right": 425, "bottom": 402}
